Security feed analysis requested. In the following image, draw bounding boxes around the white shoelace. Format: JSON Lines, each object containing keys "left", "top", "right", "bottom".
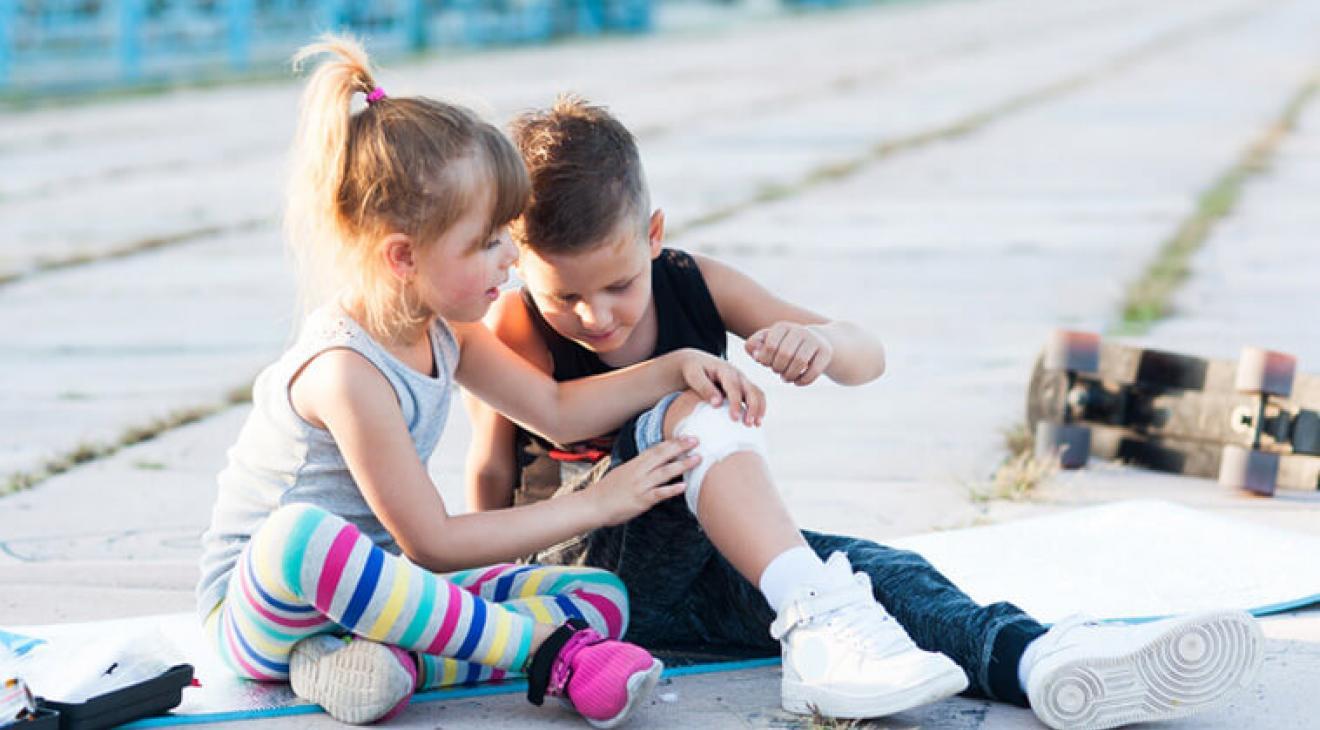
{"left": 821, "top": 576, "right": 913, "bottom": 657}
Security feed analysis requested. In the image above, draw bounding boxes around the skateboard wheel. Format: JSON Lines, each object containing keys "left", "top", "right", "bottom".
{"left": 1043, "top": 330, "right": 1101, "bottom": 374}
{"left": 1234, "top": 347, "right": 1295, "bottom": 397}
{"left": 1217, "top": 445, "right": 1279, "bottom": 496}
{"left": 1035, "top": 421, "right": 1091, "bottom": 469}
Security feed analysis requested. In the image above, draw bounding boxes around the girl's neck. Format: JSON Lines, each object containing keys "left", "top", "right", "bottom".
{"left": 341, "top": 299, "right": 438, "bottom": 377}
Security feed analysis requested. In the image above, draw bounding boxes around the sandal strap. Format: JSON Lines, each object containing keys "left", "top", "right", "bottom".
{"left": 526, "top": 618, "right": 588, "bottom": 706}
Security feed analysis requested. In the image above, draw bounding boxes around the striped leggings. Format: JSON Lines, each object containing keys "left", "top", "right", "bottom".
{"left": 204, "top": 503, "right": 628, "bottom": 690}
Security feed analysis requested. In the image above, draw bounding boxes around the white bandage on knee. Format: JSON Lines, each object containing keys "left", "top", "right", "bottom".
{"left": 672, "top": 401, "right": 768, "bottom": 515}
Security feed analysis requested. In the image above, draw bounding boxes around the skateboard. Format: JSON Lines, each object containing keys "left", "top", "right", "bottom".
{"left": 1027, "top": 330, "right": 1320, "bottom": 496}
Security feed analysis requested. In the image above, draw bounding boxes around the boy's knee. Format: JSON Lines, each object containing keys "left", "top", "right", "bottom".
{"left": 661, "top": 390, "right": 707, "bottom": 438}
{"left": 668, "top": 399, "right": 768, "bottom": 516}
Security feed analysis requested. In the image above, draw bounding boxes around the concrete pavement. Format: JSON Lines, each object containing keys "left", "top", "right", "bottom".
{"left": 3, "top": 0, "right": 1319, "bottom": 726}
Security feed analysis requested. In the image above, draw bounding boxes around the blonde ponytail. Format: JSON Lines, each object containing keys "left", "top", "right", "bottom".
{"left": 285, "top": 35, "right": 379, "bottom": 330}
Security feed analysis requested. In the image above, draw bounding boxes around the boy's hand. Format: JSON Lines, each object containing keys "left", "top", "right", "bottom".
{"left": 746, "top": 322, "right": 834, "bottom": 386}
{"left": 678, "top": 350, "right": 765, "bottom": 425}
{"left": 588, "top": 437, "right": 698, "bottom": 526}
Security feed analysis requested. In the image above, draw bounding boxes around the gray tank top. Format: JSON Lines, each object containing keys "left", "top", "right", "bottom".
{"left": 196, "top": 306, "right": 459, "bottom": 619}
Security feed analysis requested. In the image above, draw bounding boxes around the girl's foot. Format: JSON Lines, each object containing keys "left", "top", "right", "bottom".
{"left": 526, "top": 620, "right": 664, "bottom": 728}
{"left": 290, "top": 635, "right": 418, "bottom": 725}
{"left": 1026, "top": 610, "right": 1263, "bottom": 730}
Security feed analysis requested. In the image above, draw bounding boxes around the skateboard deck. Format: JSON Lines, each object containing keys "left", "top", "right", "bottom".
{"left": 1027, "top": 331, "right": 1320, "bottom": 495}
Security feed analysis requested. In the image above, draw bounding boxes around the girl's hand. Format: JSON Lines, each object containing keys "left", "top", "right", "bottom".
{"left": 678, "top": 350, "right": 765, "bottom": 426}
{"left": 588, "top": 437, "right": 699, "bottom": 526}
{"left": 746, "top": 322, "right": 834, "bottom": 386}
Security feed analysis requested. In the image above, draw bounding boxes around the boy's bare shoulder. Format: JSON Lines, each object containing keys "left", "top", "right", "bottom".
{"left": 485, "top": 290, "right": 552, "bottom": 371}
{"left": 689, "top": 251, "right": 751, "bottom": 289}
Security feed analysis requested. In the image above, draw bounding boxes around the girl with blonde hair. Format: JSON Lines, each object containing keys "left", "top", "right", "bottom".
{"left": 196, "top": 35, "right": 763, "bottom": 727}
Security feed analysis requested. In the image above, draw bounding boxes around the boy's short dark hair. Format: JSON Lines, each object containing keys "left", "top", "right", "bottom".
{"left": 509, "top": 95, "right": 648, "bottom": 254}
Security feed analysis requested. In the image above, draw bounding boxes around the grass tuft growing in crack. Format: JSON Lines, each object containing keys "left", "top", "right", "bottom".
{"left": 972, "top": 423, "right": 1060, "bottom": 502}
{"left": 669, "top": 3, "right": 1269, "bottom": 243}
{"left": 805, "top": 708, "right": 865, "bottom": 729}
{"left": 1, "top": 385, "right": 254, "bottom": 496}
{"left": 1116, "top": 74, "right": 1320, "bottom": 334}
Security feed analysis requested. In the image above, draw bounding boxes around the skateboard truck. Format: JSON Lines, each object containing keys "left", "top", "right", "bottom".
{"left": 1216, "top": 347, "right": 1297, "bottom": 496}
{"left": 1034, "top": 330, "right": 1102, "bottom": 469}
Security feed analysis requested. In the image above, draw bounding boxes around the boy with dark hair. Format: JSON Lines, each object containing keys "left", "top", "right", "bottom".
{"left": 462, "top": 96, "right": 1263, "bottom": 727}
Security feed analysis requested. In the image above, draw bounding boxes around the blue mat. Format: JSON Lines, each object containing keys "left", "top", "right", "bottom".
{"left": 9, "top": 500, "right": 1319, "bottom": 725}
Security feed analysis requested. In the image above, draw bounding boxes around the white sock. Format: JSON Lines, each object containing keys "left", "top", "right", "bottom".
{"left": 759, "top": 546, "right": 827, "bottom": 614}
{"left": 1018, "top": 635, "right": 1046, "bottom": 694}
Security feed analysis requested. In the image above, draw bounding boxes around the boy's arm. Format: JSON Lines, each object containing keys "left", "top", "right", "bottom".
{"left": 463, "top": 292, "right": 550, "bottom": 512}
{"left": 463, "top": 392, "right": 519, "bottom": 511}
{"left": 694, "top": 253, "right": 886, "bottom": 386}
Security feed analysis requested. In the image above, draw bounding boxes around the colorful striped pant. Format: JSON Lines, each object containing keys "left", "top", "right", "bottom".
{"left": 204, "top": 503, "right": 628, "bottom": 690}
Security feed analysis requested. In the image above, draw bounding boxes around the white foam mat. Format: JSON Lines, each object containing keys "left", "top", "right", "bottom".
{"left": 891, "top": 499, "right": 1320, "bottom": 624}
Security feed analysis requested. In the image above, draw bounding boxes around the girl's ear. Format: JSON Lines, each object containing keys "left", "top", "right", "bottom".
{"left": 648, "top": 209, "right": 666, "bottom": 259}
{"left": 383, "top": 233, "right": 417, "bottom": 280}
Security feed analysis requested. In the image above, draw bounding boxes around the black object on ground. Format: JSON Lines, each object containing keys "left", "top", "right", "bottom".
{"left": 36, "top": 664, "right": 193, "bottom": 730}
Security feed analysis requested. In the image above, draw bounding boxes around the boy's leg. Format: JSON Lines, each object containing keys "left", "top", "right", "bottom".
{"left": 802, "top": 531, "right": 1265, "bottom": 729}
{"left": 533, "top": 396, "right": 718, "bottom": 649}
{"left": 639, "top": 392, "right": 968, "bottom": 718}
{"left": 801, "top": 530, "right": 1045, "bottom": 706}
{"left": 659, "top": 392, "right": 808, "bottom": 590}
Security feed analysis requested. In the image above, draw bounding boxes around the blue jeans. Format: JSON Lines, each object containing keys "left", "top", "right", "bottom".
{"left": 527, "top": 396, "right": 1047, "bottom": 706}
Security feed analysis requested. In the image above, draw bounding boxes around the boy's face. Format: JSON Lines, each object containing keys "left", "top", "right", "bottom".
{"left": 518, "top": 215, "right": 661, "bottom": 355}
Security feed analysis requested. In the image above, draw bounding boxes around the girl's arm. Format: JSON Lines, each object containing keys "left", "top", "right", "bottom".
{"left": 695, "top": 253, "right": 886, "bottom": 386}
{"left": 293, "top": 348, "right": 696, "bottom": 572}
{"left": 451, "top": 319, "right": 764, "bottom": 445}
{"left": 463, "top": 292, "right": 549, "bottom": 512}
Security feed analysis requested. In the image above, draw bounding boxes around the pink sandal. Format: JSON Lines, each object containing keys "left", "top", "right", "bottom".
{"left": 527, "top": 619, "right": 664, "bottom": 728}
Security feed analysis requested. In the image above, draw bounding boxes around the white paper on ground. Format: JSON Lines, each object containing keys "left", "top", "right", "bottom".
{"left": 891, "top": 499, "right": 1320, "bottom": 624}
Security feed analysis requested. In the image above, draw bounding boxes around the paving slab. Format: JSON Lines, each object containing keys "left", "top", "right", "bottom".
{"left": 1, "top": 0, "right": 1292, "bottom": 486}
{"left": 0, "top": 0, "right": 1254, "bottom": 275}
{"left": 3, "top": 0, "right": 1320, "bottom": 728}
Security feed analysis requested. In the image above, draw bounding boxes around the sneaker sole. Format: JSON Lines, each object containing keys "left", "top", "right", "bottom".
{"left": 1029, "top": 610, "right": 1264, "bottom": 730}
{"left": 585, "top": 658, "right": 664, "bottom": 730}
{"left": 289, "top": 637, "right": 414, "bottom": 725}
{"left": 781, "top": 664, "right": 969, "bottom": 719}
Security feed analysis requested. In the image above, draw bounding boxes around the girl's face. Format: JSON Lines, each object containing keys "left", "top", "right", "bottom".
{"left": 518, "top": 221, "right": 658, "bottom": 355}
{"left": 411, "top": 192, "right": 519, "bottom": 324}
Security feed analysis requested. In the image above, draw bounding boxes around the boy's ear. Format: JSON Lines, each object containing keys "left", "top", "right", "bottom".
{"left": 648, "top": 209, "right": 666, "bottom": 259}
{"left": 383, "top": 233, "right": 417, "bottom": 280}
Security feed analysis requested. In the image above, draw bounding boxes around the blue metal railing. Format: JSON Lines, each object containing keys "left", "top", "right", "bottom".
{"left": 0, "top": 0, "right": 654, "bottom": 92}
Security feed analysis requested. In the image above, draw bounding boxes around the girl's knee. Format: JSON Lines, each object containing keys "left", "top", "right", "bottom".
{"left": 563, "top": 568, "right": 630, "bottom": 639}
{"left": 262, "top": 502, "right": 337, "bottom": 537}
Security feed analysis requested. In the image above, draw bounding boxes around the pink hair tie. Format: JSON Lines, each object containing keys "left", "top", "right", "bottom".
{"left": 366, "top": 87, "right": 387, "bottom": 105}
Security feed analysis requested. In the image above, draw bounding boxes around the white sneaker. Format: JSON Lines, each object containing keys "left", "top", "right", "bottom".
{"left": 771, "top": 552, "right": 969, "bottom": 718}
{"left": 289, "top": 635, "right": 418, "bottom": 725}
{"left": 1026, "top": 610, "right": 1264, "bottom": 730}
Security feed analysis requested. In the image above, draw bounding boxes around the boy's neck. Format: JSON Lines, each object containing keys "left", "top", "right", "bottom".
{"left": 596, "top": 299, "right": 658, "bottom": 370}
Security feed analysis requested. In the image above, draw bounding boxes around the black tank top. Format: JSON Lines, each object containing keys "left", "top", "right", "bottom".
{"left": 512, "top": 249, "right": 726, "bottom": 504}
